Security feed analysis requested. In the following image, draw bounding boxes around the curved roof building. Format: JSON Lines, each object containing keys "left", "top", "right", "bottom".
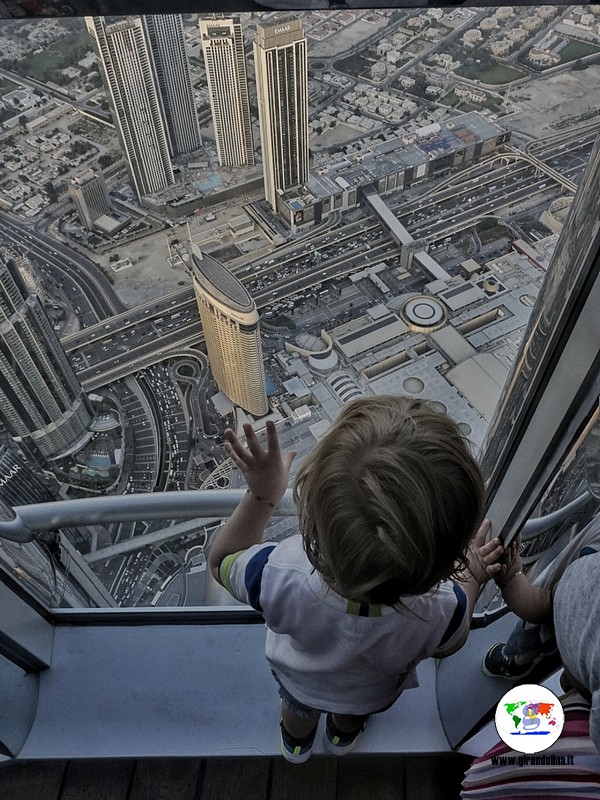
{"left": 188, "top": 244, "right": 268, "bottom": 416}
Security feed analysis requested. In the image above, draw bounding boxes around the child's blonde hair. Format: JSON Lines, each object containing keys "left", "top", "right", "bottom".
{"left": 293, "top": 395, "right": 485, "bottom": 605}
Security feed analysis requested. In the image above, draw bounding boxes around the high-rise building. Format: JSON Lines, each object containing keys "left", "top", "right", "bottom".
{"left": 254, "top": 18, "right": 309, "bottom": 208}
{"left": 142, "top": 15, "right": 202, "bottom": 157}
{"left": 187, "top": 244, "right": 268, "bottom": 416}
{"left": 0, "top": 444, "right": 56, "bottom": 508}
{"left": 199, "top": 17, "right": 254, "bottom": 167}
{"left": 86, "top": 16, "right": 175, "bottom": 200}
{"left": 69, "top": 169, "right": 112, "bottom": 230}
{"left": 0, "top": 255, "right": 93, "bottom": 463}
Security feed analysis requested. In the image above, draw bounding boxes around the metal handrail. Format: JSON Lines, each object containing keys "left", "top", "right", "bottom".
{"left": 0, "top": 489, "right": 297, "bottom": 543}
{"left": 0, "top": 487, "right": 590, "bottom": 544}
{"left": 520, "top": 490, "right": 591, "bottom": 540}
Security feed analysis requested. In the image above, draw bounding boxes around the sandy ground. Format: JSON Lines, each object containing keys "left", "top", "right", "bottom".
{"left": 500, "top": 65, "right": 600, "bottom": 138}
{"left": 102, "top": 201, "right": 271, "bottom": 308}
{"left": 107, "top": 228, "right": 191, "bottom": 307}
{"left": 308, "top": 17, "right": 392, "bottom": 58}
{"left": 312, "top": 121, "right": 368, "bottom": 149}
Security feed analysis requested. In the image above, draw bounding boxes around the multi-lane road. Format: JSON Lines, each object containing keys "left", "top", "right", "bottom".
{"left": 0, "top": 209, "right": 124, "bottom": 321}
{"left": 1, "top": 129, "right": 595, "bottom": 392}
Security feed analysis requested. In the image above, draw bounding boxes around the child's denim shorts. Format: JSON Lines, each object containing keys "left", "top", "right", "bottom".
{"left": 271, "top": 670, "right": 401, "bottom": 720}
{"left": 271, "top": 670, "right": 323, "bottom": 719}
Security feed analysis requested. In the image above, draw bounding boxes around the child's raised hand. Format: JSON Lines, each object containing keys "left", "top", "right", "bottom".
{"left": 224, "top": 420, "right": 297, "bottom": 508}
{"left": 465, "top": 519, "right": 505, "bottom": 585}
{"left": 494, "top": 535, "right": 523, "bottom": 588}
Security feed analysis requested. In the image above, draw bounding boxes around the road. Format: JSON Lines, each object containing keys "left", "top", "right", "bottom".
{"left": 0, "top": 66, "right": 112, "bottom": 126}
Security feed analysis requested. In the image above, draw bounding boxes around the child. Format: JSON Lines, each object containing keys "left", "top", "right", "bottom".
{"left": 209, "top": 395, "right": 504, "bottom": 763}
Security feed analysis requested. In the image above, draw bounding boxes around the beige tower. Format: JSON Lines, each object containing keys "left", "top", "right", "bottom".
{"left": 188, "top": 244, "right": 268, "bottom": 416}
{"left": 253, "top": 18, "right": 309, "bottom": 209}
{"left": 199, "top": 17, "right": 254, "bottom": 167}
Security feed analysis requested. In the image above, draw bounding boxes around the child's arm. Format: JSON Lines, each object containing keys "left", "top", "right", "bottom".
{"left": 493, "top": 537, "right": 552, "bottom": 625}
{"left": 208, "top": 421, "right": 297, "bottom": 584}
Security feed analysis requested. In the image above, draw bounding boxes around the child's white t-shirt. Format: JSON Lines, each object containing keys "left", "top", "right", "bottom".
{"left": 219, "top": 534, "right": 469, "bottom": 714}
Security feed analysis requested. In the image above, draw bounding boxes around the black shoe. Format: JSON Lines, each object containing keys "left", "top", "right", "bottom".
{"left": 482, "top": 643, "right": 544, "bottom": 681}
{"left": 279, "top": 719, "right": 318, "bottom": 764}
{"left": 323, "top": 713, "right": 367, "bottom": 755}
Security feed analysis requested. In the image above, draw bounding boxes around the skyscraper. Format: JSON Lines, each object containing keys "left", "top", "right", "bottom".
{"left": 0, "top": 444, "right": 56, "bottom": 507}
{"left": 69, "top": 169, "right": 112, "bottom": 230}
{"left": 199, "top": 17, "right": 254, "bottom": 167}
{"left": 0, "top": 255, "right": 93, "bottom": 463}
{"left": 142, "top": 15, "right": 202, "bottom": 157}
{"left": 187, "top": 244, "right": 268, "bottom": 416}
{"left": 86, "top": 16, "right": 175, "bottom": 200}
{"left": 254, "top": 18, "right": 309, "bottom": 209}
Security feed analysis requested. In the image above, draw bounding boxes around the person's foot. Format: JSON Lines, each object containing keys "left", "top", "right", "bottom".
{"left": 279, "top": 719, "right": 318, "bottom": 764}
{"left": 482, "top": 643, "right": 552, "bottom": 681}
{"left": 323, "top": 713, "right": 367, "bottom": 756}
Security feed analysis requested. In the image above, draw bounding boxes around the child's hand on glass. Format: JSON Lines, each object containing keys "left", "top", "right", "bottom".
{"left": 224, "top": 420, "right": 297, "bottom": 509}
{"left": 465, "top": 519, "right": 505, "bottom": 586}
{"left": 493, "top": 535, "right": 523, "bottom": 588}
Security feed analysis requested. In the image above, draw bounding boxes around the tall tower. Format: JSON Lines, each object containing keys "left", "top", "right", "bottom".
{"left": 0, "top": 444, "right": 56, "bottom": 507}
{"left": 0, "top": 255, "right": 93, "bottom": 463}
{"left": 69, "top": 169, "right": 112, "bottom": 230}
{"left": 254, "top": 18, "right": 309, "bottom": 209}
{"left": 187, "top": 244, "right": 268, "bottom": 416}
{"left": 199, "top": 17, "right": 254, "bottom": 167}
{"left": 85, "top": 16, "right": 175, "bottom": 200}
{"left": 142, "top": 15, "right": 202, "bottom": 157}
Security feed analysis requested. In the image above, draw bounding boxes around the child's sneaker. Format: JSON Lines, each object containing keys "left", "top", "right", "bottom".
{"left": 482, "top": 643, "right": 548, "bottom": 681}
{"left": 279, "top": 720, "right": 318, "bottom": 764}
{"left": 323, "top": 713, "right": 367, "bottom": 755}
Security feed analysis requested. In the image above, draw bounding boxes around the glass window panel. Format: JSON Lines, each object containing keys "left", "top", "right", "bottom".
{"left": 0, "top": 6, "right": 598, "bottom": 618}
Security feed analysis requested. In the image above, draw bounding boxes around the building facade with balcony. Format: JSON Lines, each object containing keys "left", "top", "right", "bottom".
{"left": 142, "top": 14, "right": 202, "bottom": 158}
{"left": 85, "top": 16, "right": 175, "bottom": 200}
{"left": 254, "top": 18, "right": 309, "bottom": 209}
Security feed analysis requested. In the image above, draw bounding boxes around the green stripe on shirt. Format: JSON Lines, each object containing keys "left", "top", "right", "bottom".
{"left": 218, "top": 549, "right": 247, "bottom": 596}
{"left": 346, "top": 600, "right": 383, "bottom": 617}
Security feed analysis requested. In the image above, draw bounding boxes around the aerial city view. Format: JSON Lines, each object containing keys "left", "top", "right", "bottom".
{"left": 0, "top": 5, "right": 599, "bottom": 607}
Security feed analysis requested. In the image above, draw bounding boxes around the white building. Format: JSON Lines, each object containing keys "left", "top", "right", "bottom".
{"left": 85, "top": 16, "right": 175, "bottom": 200}
{"left": 199, "top": 18, "right": 254, "bottom": 167}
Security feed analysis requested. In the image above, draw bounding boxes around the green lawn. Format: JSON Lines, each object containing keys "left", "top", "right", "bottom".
{"left": 456, "top": 63, "right": 526, "bottom": 85}
{"left": 440, "top": 91, "right": 461, "bottom": 108}
{"left": 0, "top": 77, "right": 19, "bottom": 93}
{"left": 333, "top": 52, "right": 375, "bottom": 78}
{"left": 18, "top": 30, "right": 90, "bottom": 79}
{"left": 559, "top": 38, "right": 600, "bottom": 63}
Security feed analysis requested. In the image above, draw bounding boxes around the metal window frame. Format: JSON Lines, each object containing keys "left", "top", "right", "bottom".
{"left": 438, "top": 131, "right": 600, "bottom": 750}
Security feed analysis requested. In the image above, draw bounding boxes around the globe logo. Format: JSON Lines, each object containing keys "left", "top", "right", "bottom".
{"left": 495, "top": 684, "right": 564, "bottom": 754}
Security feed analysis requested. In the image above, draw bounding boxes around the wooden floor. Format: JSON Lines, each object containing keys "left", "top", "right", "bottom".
{"left": 0, "top": 754, "right": 472, "bottom": 800}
